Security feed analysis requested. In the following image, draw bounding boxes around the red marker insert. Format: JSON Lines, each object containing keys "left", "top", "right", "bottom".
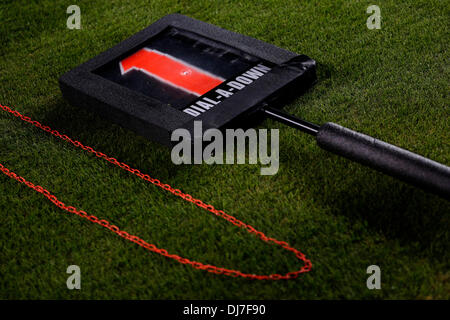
{"left": 120, "top": 49, "right": 224, "bottom": 96}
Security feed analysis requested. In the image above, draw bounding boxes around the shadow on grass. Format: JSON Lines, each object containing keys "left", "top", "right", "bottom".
{"left": 37, "top": 97, "right": 179, "bottom": 182}
{"left": 284, "top": 148, "right": 449, "bottom": 262}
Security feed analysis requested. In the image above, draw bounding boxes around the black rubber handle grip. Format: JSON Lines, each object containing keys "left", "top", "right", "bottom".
{"left": 316, "top": 122, "right": 450, "bottom": 198}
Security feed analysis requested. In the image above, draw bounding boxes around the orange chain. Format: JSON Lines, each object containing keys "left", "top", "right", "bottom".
{"left": 0, "top": 103, "right": 311, "bottom": 280}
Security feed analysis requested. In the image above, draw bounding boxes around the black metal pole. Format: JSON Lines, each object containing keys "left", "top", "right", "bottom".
{"left": 262, "top": 106, "right": 319, "bottom": 136}
{"left": 262, "top": 106, "right": 450, "bottom": 198}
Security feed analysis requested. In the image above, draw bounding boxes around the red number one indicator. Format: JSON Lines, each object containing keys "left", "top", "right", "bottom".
{"left": 119, "top": 48, "right": 224, "bottom": 96}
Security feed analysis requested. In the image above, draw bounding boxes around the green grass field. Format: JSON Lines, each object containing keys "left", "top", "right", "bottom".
{"left": 0, "top": 0, "right": 449, "bottom": 299}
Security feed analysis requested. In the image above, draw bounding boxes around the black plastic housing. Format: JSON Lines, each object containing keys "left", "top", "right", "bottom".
{"left": 59, "top": 14, "right": 316, "bottom": 146}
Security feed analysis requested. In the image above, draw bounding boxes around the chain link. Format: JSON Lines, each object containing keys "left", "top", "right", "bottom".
{"left": 0, "top": 104, "right": 311, "bottom": 280}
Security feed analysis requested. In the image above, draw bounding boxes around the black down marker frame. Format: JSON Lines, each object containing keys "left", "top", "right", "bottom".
{"left": 59, "top": 14, "right": 450, "bottom": 198}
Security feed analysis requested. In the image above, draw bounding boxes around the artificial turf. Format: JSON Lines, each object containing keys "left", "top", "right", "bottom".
{"left": 0, "top": 0, "right": 449, "bottom": 299}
